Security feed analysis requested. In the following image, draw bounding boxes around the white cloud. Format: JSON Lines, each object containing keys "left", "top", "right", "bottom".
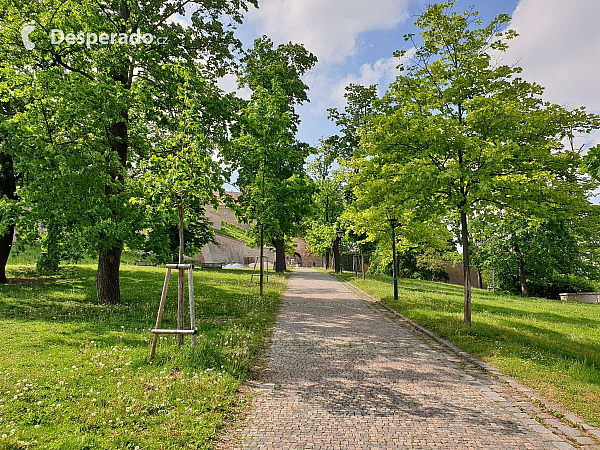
{"left": 217, "top": 74, "right": 252, "bottom": 100}
{"left": 304, "top": 50, "right": 414, "bottom": 114}
{"left": 500, "top": 0, "right": 600, "bottom": 146}
{"left": 331, "top": 49, "right": 415, "bottom": 107}
{"left": 247, "top": 0, "right": 411, "bottom": 64}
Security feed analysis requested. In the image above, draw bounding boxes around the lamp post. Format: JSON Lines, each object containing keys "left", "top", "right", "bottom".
{"left": 335, "top": 230, "right": 344, "bottom": 273}
{"left": 386, "top": 214, "right": 398, "bottom": 300}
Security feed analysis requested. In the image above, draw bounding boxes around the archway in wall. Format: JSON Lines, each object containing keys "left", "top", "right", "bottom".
{"left": 293, "top": 252, "right": 302, "bottom": 267}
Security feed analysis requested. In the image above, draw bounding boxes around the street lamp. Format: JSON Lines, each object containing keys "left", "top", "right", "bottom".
{"left": 386, "top": 214, "right": 398, "bottom": 300}
{"left": 335, "top": 230, "right": 344, "bottom": 273}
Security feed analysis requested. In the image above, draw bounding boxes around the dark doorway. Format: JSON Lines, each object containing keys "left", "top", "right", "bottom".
{"left": 293, "top": 252, "right": 303, "bottom": 267}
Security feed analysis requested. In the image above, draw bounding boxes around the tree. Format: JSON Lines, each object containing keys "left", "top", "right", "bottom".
{"left": 471, "top": 205, "right": 600, "bottom": 299}
{"left": 230, "top": 37, "right": 316, "bottom": 276}
{"left": 306, "top": 139, "right": 345, "bottom": 269}
{"left": 134, "top": 69, "right": 227, "bottom": 345}
{"left": 327, "top": 84, "right": 378, "bottom": 160}
{"left": 346, "top": 1, "right": 600, "bottom": 324}
{"left": 0, "top": 146, "right": 17, "bottom": 283}
{"left": 232, "top": 86, "right": 293, "bottom": 293}
{"left": 323, "top": 85, "right": 378, "bottom": 269}
{"left": 0, "top": 0, "right": 256, "bottom": 302}
{"left": 0, "top": 58, "right": 24, "bottom": 282}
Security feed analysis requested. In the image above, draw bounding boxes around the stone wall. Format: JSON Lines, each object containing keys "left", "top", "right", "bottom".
{"left": 445, "top": 264, "right": 486, "bottom": 289}
{"left": 201, "top": 193, "right": 319, "bottom": 267}
{"left": 292, "top": 238, "right": 321, "bottom": 268}
{"left": 200, "top": 234, "right": 275, "bottom": 266}
{"left": 559, "top": 292, "right": 600, "bottom": 304}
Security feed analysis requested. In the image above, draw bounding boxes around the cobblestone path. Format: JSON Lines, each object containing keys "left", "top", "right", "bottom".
{"left": 234, "top": 268, "right": 576, "bottom": 449}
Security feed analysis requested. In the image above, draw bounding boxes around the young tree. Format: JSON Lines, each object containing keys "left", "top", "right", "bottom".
{"left": 346, "top": 1, "right": 600, "bottom": 324}
{"left": 306, "top": 139, "right": 345, "bottom": 269}
{"left": 135, "top": 72, "right": 227, "bottom": 345}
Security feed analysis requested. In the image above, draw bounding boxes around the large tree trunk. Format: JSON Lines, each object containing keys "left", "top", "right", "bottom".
{"left": 476, "top": 268, "right": 483, "bottom": 289}
{"left": 0, "top": 224, "right": 14, "bottom": 284}
{"left": 0, "top": 152, "right": 17, "bottom": 284}
{"left": 97, "top": 102, "right": 128, "bottom": 304}
{"left": 325, "top": 249, "right": 330, "bottom": 270}
{"left": 460, "top": 210, "right": 472, "bottom": 326}
{"left": 273, "top": 238, "right": 286, "bottom": 273}
{"left": 97, "top": 246, "right": 122, "bottom": 304}
{"left": 96, "top": 1, "right": 131, "bottom": 304}
{"left": 96, "top": 115, "right": 127, "bottom": 304}
{"left": 333, "top": 237, "right": 341, "bottom": 273}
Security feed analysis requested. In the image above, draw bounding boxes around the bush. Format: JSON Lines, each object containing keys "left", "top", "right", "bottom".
{"left": 530, "top": 274, "right": 600, "bottom": 299}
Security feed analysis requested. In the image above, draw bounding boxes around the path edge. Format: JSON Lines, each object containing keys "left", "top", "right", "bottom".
{"left": 214, "top": 270, "right": 293, "bottom": 449}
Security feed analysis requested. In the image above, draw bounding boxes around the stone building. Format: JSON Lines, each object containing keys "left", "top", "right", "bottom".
{"left": 199, "top": 193, "right": 319, "bottom": 268}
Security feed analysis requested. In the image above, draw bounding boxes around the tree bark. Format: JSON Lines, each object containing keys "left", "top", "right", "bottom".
{"left": 97, "top": 246, "right": 122, "bottom": 304}
{"left": 460, "top": 210, "right": 472, "bottom": 326}
{"left": 273, "top": 238, "right": 286, "bottom": 273}
{"left": 476, "top": 268, "right": 483, "bottom": 289}
{"left": 518, "top": 256, "right": 529, "bottom": 297}
{"left": 325, "top": 249, "right": 330, "bottom": 270}
{"left": 0, "top": 152, "right": 17, "bottom": 284}
{"left": 0, "top": 224, "right": 14, "bottom": 284}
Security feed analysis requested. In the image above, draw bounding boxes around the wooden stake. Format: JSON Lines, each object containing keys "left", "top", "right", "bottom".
{"left": 177, "top": 202, "right": 185, "bottom": 347}
{"left": 150, "top": 268, "right": 172, "bottom": 361}
{"left": 177, "top": 268, "right": 185, "bottom": 347}
{"left": 188, "top": 266, "right": 196, "bottom": 350}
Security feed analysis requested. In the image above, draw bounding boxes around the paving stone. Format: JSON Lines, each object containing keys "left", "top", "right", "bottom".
{"left": 575, "top": 436, "right": 596, "bottom": 445}
{"left": 232, "top": 269, "right": 577, "bottom": 449}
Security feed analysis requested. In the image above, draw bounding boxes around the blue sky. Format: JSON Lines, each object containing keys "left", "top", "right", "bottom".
{"left": 218, "top": 0, "right": 600, "bottom": 189}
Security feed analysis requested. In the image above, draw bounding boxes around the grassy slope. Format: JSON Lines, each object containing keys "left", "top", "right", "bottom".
{"left": 0, "top": 263, "right": 286, "bottom": 449}
{"left": 337, "top": 272, "right": 600, "bottom": 427}
{"left": 214, "top": 223, "right": 250, "bottom": 245}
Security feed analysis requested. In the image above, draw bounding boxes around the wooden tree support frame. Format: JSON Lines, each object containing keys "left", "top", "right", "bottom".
{"left": 250, "top": 255, "right": 269, "bottom": 282}
{"left": 150, "top": 263, "right": 197, "bottom": 361}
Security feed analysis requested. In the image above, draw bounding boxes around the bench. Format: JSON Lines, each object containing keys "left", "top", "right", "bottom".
{"left": 135, "top": 261, "right": 157, "bottom": 266}
{"left": 201, "top": 262, "right": 223, "bottom": 269}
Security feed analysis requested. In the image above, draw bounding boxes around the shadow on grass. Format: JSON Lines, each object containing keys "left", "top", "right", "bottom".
{"left": 0, "top": 265, "right": 283, "bottom": 373}
{"left": 382, "top": 299, "right": 600, "bottom": 384}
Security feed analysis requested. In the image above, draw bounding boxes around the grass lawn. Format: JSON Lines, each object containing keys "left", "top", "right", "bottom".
{"left": 0, "top": 261, "right": 287, "bottom": 449}
{"left": 336, "top": 272, "right": 600, "bottom": 427}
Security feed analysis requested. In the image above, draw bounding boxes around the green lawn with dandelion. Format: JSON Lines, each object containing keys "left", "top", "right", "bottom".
{"left": 0, "top": 260, "right": 287, "bottom": 449}
{"left": 336, "top": 272, "right": 600, "bottom": 427}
